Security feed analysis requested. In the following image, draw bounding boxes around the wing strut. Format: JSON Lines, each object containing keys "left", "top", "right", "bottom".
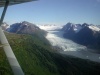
{"left": 0, "top": 0, "right": 24, "bottom": 75}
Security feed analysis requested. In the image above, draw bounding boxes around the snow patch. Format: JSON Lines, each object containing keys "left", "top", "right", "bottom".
{"left": 74, "top": 25, "right": 82, "bottom": 33}
{"left": 88, "top": 26, "right": 100, "bottom": 31}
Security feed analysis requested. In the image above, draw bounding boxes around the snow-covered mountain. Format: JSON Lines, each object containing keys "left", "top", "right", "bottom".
{"left": 63, "top": 23, "right": 100, "bottom": 51}
{"left": 62, "top": 23, "right": 90, "bottom": 33}
{"left": 62, "top": 22, "right": 82, "bottom": 33}
{"left": 4, "top": 21, "right": 47, "bottom": 40}
{"left": 6, "top": 21, "right": 43, "bottom": 34}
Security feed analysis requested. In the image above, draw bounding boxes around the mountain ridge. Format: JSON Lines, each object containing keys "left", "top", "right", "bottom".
{"left": 63, "top": 22, "right": 100, "bottom": 52}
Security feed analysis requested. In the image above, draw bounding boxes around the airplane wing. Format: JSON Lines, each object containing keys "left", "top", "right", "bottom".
{"left": 0, "top": 0, "right": 37, "bottom": 7}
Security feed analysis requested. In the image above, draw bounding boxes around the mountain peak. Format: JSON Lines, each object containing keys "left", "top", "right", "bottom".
{"left": 6, "top": 21, "right": 40, "bottom": 34}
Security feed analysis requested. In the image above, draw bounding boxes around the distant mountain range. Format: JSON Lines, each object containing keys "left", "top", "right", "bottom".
{"left": 63, "top": 22, "right": 100, "bottom": 51}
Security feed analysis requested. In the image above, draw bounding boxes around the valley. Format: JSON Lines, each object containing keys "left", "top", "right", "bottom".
{"left": 39, "top": 25, "right": 100, "bottom": 62}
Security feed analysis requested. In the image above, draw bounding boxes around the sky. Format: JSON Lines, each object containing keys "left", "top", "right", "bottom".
{"left": 0, "top": 0, "right": 100, "bottom": 25}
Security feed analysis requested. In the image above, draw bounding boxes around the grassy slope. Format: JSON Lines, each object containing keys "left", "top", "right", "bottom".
{"left": 0, "top": 32, "right": 100, "bottom": 75}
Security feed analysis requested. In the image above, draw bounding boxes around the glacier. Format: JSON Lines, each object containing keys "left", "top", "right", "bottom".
{"left": 39, "top": 25, "right": 100, "bottom": 62}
